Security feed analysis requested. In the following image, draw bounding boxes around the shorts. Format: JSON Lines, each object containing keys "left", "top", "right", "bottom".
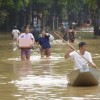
{"left": 41, "top": 48, "right": 51, "bottom": 57}
{"left": 21, "top": 48, "right": 31, "bottom": 57}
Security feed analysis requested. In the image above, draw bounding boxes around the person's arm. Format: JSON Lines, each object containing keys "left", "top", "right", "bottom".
{"left": 89, "top": 62, "right": 97, "bottom": 68}
{"left": 18, "top": 30, "right": 20, "bottom": 35}
{"left": 16, "top": 33, "right": 22, "bottom": 48}
{"left": 30, "top": 34, "right": 35, "bottom": 48}
{"left": 87, "top": 52, "right": 98, "bottom": 69}
{"left": 88, "top": 58, "right": 97, "bottom": 69}
{"left": 37, "top": 41, "right": 43, "bottom": 51}
{"left": 31, "top": 36, "right": 35, "bottom": 45}
{"left": 64, "top": 48, "right": 73, "bottom": 59}
{"left": 88, "top": 60, "right": 98, "bottom": 69}
{"left": 16, "top": 38, "right": 19, "bottom": 48}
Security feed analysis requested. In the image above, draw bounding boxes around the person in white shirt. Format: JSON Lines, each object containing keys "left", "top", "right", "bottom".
{"left": 17, "top": 25, "right": 35, "bottom": 61}
{"left": 64, "top": 42, "right": 97, "bottom": 70}
{"left": 12, "top": 26, "right": 20, "bottom": 41}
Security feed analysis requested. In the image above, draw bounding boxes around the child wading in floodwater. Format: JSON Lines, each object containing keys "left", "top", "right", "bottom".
{"left": 38, "top": 29, "right": 51, "bottom": 58}
{"left": 17, "top": 25, "right": 35, "bottom": 61}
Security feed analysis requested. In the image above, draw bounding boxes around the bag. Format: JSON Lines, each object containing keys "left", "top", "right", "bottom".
{"left": 49, "top": 34, "right": 54, "bottom": 42}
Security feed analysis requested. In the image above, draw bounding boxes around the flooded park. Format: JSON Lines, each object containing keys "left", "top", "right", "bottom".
{"left": 0, "top": 33, "right": 100, "bottom": 100}
{"left": 0, "top": 0, "right": 100, "bottom": 99}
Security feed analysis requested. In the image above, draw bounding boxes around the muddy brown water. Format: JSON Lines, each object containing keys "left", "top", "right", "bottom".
{"left": 0, "top": 34, "right": 100, "bottom": 100}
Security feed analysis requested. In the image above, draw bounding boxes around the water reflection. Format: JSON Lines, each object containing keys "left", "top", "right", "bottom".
{"left": 11, "top": 59, "right": 68, "bottom": 100}
{"left": 12, "top": 59, "right": 68, "bottom": 87}
{"left": 17, "top": 61, "right": 33, "bottom": 77}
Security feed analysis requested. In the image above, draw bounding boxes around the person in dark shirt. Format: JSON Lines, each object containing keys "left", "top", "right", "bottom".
{"left": 32, "top": 26, "right": 41, "bottom": 44}
{"left": 60, "top": 24, "right": 68, "bottom": 42}
{"left": 38, "top": 29, "right": 51, "bottom": 58}
{"left": 67, "top": 26, "right": 75, "bottom": 43}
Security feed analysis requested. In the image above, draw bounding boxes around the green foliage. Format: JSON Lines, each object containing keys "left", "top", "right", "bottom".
{"left": 0, "top": 0, "right": 30, "bottom": 11}
{"left": 58, "top": 0, "right": 67, "bottom": 7}
{"left": 0, "top": 0, "right": 13, "bottom": 8}
{"left": 86, "top": 0, "right": 97, "bottom": 11}
{"left": 31, "top": 0, "right": 53, "bottom": 12}
{"left": 67, "top": 0, "right": 85, "bottom": 13}
{"left": 12, "top": 0, "right": 30, "bottom": 11}
{"left": 0, "top": 10, "right": 8, "bottom": 26}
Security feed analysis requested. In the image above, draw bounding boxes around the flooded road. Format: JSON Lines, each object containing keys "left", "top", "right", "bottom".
{"left": 0, "top": 34, "right": 100, "bottom": 100}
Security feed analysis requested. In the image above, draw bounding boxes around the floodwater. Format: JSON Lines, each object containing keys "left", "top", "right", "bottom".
{"left": 0, "top": 34, "right": 100, "bottom": 100}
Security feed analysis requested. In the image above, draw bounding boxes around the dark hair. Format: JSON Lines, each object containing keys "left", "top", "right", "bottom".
{"left": 25, "top": 25, "right": 31, "bottom": 29}
{"left": 69, "top": 26, "right": 72, "bottom": 29}
{"left": 40, "top": 29, "right": 46, "bottom": 33}
{"left": 79, "top": 42, "right": 87, "bottom": 48}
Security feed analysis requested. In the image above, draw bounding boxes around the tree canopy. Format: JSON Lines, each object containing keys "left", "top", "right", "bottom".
{"left": 0, "top": 0, "right": 100, "bottom": 36}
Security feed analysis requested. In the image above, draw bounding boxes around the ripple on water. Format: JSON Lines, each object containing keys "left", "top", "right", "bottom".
{"left": 93, "top": 53, "right": 100, "bottom": 59}
{"left": 7, "top": 54, "right": 64, "bottom": 62}
{"left": 11, "top": 75, "right": 68, "bottom": 88}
